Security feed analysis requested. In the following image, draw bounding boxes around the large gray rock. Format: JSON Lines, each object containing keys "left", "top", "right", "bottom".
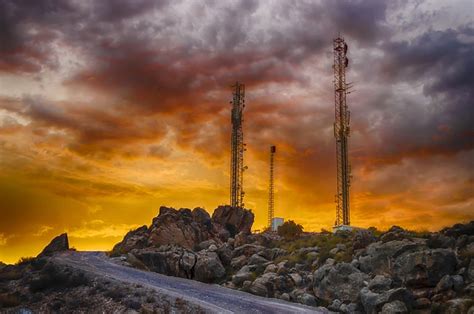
{"left": 232, "top": 244, "right": 265, "bottom": 258}
{"left": 132, "top": 246, "right": 196, "bottom": 279}
{"left": 358, "top": 239, "right": 427, "bottom": 275}
{"left": 393, "top": 248, "right": 457, "bottom": 287}
{"left": 313, "top": 262, "right": 369, "bottom": 303}
{"left": 194, "top": 250, "right": 225, "bottom": 283}
{"left": 249, "top": 272, "right": 277, "bottom": 297}
{"left": 212, "top": 205, "right": 254, "bottom": 236}
{"left": 232, "top": 265, "right": 257, "bottom": 286}
{"left": 38, "top": 233, "right": 69, "bottom": 257}
{"left": 381, "top": 300, "right": 408, "bottom": 314}
{"left": 360, "top": 287, "right": 414, "bottom": 314}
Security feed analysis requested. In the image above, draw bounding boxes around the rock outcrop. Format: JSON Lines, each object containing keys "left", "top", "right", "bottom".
{"left": 212, "top": 205, "right": 254, "bottom": 236}
{"left": 38, "top": 233, "right": 69, "bottom": 257}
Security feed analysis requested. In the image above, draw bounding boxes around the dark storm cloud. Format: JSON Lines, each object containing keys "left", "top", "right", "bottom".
{"left": 351, "top": 26, "right": 474, "bottom": 169}
{"left": 0, "top": 0, "right": 472, "bottom": 186}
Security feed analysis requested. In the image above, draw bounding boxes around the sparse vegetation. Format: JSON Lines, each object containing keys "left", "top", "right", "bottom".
{"left": 277, "top": 220, "right": 304, "bottom": 240}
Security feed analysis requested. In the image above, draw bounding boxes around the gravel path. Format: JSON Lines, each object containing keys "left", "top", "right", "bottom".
{"left": 54, "top": 251, "right": 328, "bottom": 313}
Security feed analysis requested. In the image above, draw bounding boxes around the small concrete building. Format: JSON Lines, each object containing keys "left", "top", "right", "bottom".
{"left": 271, "top": 217, "right": 284, "bottom": 231}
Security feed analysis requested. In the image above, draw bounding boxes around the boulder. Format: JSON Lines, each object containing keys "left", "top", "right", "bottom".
{"left": 427, "top": 233, "right": 455, "bottom": 249}
{"left": 38, "top": 233, "right": 69, "bottom": 257}
{"left": 442, "top": 221, "right": 474, "bottom": 237}
{"left": 381, "top": 300, "right": 408, "bottom": 314}
{"left": 380, "top": 226, "right": 410, "bottom": 242}
{"left": 353, "top": 229, "right": 377, "bottom": 250}
{"left": 393, "top": 248, "right": 457, "bottom": 287}
{"left": 360, "top": 287, "right": 414, "bottom": 314}
{"left": 313, "top": 262, "right": 369, "bottom": 303}
{"left": 232, "top": 244, "right": 265, "bottom": 258}
{"left": 249, "top": 272, "right": 277, "bottom": 297}
{"left": 358, "top": 239, "right": 427, "bottom": 275}
{"left": 148, "top": 207, "right": 215, "bottom": 250}
{"left": 368, "top": 275, "right": 392, "bottom": 293}
{"left": 440, "top": 298, "right": 474, "bottom": 314}
{"left": 194, "top": 250, "right": 225, "bottom": 283}
{"left": 296, "top": 293, "right": 317, "bottom": 307}
{"left": 112, "top": 225, "right": 148, "bottom": 255}
{"left": 216, "top": 244, "right": 233, "bottom": 266}
{"left": 248, "top": 253, "right": 268, "bottom": 265}
{"left": 132, "top": 246, "right": 196, "bottom": 279}
{"left": 230, "top": 255, "right": 248, "bottom": 270}
{"left": 232, "top": 265, "right": 257, "bottom": 286}
{"left": 264, "top": 264, "right": 278, "bottom": 273}
{"left": 212, "top": 205, "right": 254, "bottom": 236}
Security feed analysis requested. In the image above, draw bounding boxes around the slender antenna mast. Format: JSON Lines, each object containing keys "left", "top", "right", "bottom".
{"left": 230, "top": 82, "right": 246, "bottom": 208}
{"left": 333, "top": 37, "right": 351, "bottom": 226}
{"left": 268, "top": 145, "right": 276, "bottom": 229}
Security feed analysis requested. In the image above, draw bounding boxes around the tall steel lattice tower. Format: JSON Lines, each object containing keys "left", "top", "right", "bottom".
{"left": 230, "top": 82, "right": 246, "bottom": 208}
{"left": 333, "top": 37, "right": 351, "bottom": 226}
{"left": 267, "top": 145, "right": 276, "bottom": 229}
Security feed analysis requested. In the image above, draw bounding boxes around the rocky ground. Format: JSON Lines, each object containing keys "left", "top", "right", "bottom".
{"left": 1, "top": 205, "right": 473, "bottom": 313}
{"left": 111, "top": 206, "right": 474, "bottom": 313}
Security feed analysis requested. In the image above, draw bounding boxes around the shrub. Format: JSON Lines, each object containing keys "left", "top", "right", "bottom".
{"left": 29, "top": 264, "right": 89, "bottom": 292}
{"left": 277, "top": 221, "right": 304, "bottom": 240}
{"left": 16, "top": 257, "right": 35, "bottom": 266}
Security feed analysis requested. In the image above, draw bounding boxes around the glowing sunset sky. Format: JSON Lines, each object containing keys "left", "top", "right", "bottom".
{"left": 1, "top": 0, "right": 473, "bottom": 264}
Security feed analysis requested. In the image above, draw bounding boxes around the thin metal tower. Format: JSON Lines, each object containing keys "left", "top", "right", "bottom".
{"left": 268, "top": 145, "right": 276, "bottom": 229}
{"left": 333, "top": 37, "right": 351, "bottom": 226}
{"left": 230, "top": 82, "right": 246, "bottom": 208}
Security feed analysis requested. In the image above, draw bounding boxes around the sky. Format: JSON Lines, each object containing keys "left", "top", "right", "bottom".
{"left": 0, "top": 0, "right": 473, "bottom": 264}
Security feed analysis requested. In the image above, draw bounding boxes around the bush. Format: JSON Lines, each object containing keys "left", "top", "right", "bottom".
{"left": 16, "top": 257, "right": 35, "bottom": 266}
{"left": 29, "top": 264, "right": 89, "bottom": 292}
{"left": 277, "top": 220, "right": 304, "bottom": 240}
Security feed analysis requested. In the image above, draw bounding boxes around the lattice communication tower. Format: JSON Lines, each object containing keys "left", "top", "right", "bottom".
{"left": 230, "top": 82, "right": 246, "bottom": 208}
{"left": 268, "top": 145, "right": 276, "bottom": 229}
{"left": 333, "top": 37, "right": 352, "bottom": 226}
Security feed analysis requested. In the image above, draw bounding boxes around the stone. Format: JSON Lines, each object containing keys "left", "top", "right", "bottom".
{"left": 289, "top": 273, "right": 302, "bottom": 286}
{"left": 280, "top": 293, "right": 290, "bottom": 301}
{"left": 232, "top": 265, "right": 256, "bottom": 286}
{"left": 248, "top": 253, "right": 268, "bottom": 265}
{"left": 211, "top": 205, "right": 254, "bottom": 236}
{"left": 451, "top": 275, "right": 464, "bottom": 292}
{"left": 38, "top": 233, "right": 69, "bottom": 257}
{"left": 368, "top": 275, "right": 392, "bottom": 293}
{"left": 469, "top": 259, "right": 474, "bottom": 282}
{"left": 230, "top": 255, "right": 248, "bottom": 270}
{"left": 194, "top": 250, "right": 225, "bottom": 283}
{"left": 232, "top": 244, "right": 265, "bottom": 258}
{"left": 313, "top": 262, "right": 369, "bottom": 303}
{"left": 427, "top": 233, "right": 455, "bottom": 249}
{"left": 132, "top": 246, "right": 196, "bottom": 279}
{"left": 360, "top": 287, "right": 414, "bottom": 314}
{"left": 296, "top": 293, "right": 317, "bottom": 306}
{"left": 441, "top": 298, "right": 474, "bottom": 314}
{"left": 242, "top": 280, "right": 252, "bottom": 291}
{"left": 208, "top": 244, "right": 218, "bottom": 252}
{"left": 197, "top": 239, "right": 217, "bottom": 251}
{"left": 358, "top": 239, "right": 427, "bottom": 275}
{"left": 264, "top": 264, "right": 278, "bottom": 273}
{"left": 381, "top": 300, "right": 408, "bottom": 314}
{"left": 216, "top": 244, "right": 233, "bottom": 266}
{"left": 112, "top": 226, "right": 148, "bottom": 255}
{"left": 328, "top": 299, "right": 342, "bottom": 311}
{"left": 442, "top": 221, "right": 474, "bottom": 237}
{"left": 353, "top": 229, "right": 377, "bottom": 250}
{"left": 435, "top": 275, "right": 453, "bottom": 293}
{"left": 394, "top": 248, "right": 457, "bottom": 288}
{"left": 249, "top": 273, "right": 277, "bottom": 297}
{"left": 413, "top": 298, "right": 431, "bottom": 309}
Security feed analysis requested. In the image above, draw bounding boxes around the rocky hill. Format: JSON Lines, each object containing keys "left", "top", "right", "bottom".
{"left": 111, "top": 206, "right": 474, "bottom": 313}
{"left": 1, "top": 205, "right": 473, "bottom": 313}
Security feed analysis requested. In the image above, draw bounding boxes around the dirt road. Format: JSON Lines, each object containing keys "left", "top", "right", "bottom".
{"left": 54, "top": 251, "right": 328, "bottom": 313}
